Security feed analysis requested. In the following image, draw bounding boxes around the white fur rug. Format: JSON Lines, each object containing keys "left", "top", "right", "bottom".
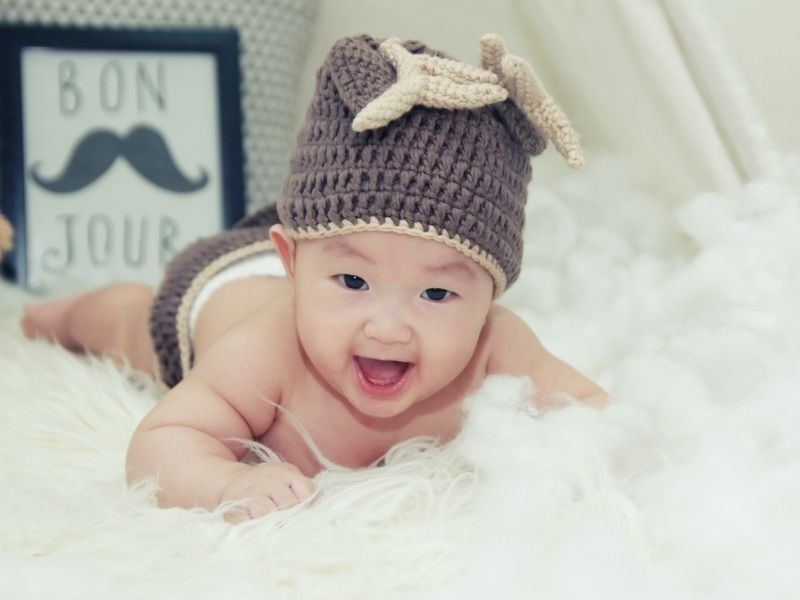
{"left": 2, "top": 155, "right": 800, "bottom": 599}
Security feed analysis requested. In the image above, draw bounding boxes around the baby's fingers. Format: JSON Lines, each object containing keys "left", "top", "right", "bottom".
{"left": 287, "top": 472, "right": 316, "bottom": 502}
{"left": 268, "top": 483, "right": 301, "bottom": 510}
{"left": 224, "top": 496, "right": 277, "bottom": 524}
{"left": 267, "top": 462, "right": 316, "bottom": 503}
{"left": 221, "top": 463, "right": 316, "bottom": 523}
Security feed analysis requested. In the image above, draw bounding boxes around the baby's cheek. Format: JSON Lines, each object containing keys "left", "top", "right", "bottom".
{"left": 446, "top": 312, "right": 486, "bottom": 359}
{"left": 428, "top": 326, "right": 478, "bottom": 372}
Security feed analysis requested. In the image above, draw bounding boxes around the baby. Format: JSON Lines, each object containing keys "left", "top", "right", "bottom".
{"left": 21, "top": 34, "right": 606, "bottom": 521}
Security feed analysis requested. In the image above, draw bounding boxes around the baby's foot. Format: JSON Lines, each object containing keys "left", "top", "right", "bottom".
{"left": 21, "top": 295, "right": 84, "bottom": 351}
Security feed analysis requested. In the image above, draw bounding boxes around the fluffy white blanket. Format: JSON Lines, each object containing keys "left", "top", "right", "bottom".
{"left": 2, "top": 155, "right": 799, "bottom": 599}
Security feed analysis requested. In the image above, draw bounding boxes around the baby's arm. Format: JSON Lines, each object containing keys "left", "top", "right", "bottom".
{"left": 126, "top": 320, "right": 314, "bottom": 519}
{"left": 486, "top": 306, "right": 608, "bottom": 409}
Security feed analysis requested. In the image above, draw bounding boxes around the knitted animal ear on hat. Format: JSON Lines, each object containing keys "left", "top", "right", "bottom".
{"left": 279, "top": 34, "right": 582, "bottom": 295}
{"left": 479, "top": 34, "right": 583, "bottom": 167}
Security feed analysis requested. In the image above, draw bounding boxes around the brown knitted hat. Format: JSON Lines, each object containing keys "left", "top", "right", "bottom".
{"left": 278, "top": 34, "right": 582, "bottom": 295}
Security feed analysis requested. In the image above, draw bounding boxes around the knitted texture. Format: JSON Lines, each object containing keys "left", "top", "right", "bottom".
{"left": 480, "top": 34, "right": 584, "bottom": 168}
{"left": 277, "top": 35, "right": 552, "bottom": 294}
{"left": 351, "top": 38, "right": 509, "bottom": 132}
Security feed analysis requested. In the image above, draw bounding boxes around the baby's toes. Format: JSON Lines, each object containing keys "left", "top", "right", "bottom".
{"left": 20, "top": 297, "right": 78, "bottom": 347}
{"left": 20, "top": 304, "right": 51, "bottom": 340}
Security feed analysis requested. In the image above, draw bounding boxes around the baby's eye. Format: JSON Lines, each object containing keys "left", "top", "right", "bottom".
{"left": 337, "top": 274, "right": 369, "bottom": 291}
{"left": 421, "top": 288, "right": 452, "bottom": 302}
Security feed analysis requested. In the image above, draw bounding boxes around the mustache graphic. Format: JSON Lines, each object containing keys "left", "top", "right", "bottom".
{"left": 29, "top": 125, "right": 209, "bottom": 194}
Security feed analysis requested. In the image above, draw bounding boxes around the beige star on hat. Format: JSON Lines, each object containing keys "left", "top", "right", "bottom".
{"left": 352, "top": 38, "right": 509, "bottom": 132}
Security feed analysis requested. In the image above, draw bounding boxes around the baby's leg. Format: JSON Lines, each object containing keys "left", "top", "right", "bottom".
{"left": 21, "top": 283, "right": 156, "bottom": 376}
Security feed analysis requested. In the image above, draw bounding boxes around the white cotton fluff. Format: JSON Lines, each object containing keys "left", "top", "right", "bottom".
{"left": 2, "top": 152, "right": 800, "bottom": 598}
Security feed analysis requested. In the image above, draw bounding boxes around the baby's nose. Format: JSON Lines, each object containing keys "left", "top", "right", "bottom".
{"left": 363, "top": 306, "right": 412, "bottom": 345}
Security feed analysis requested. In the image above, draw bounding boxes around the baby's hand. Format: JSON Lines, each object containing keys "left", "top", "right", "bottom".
{"left": 220, "top": 462, "right": 316, "bottom": 523}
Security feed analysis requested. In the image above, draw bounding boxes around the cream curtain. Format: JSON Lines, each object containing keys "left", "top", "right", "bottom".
{"left": 510, "top": 0, "right": 782, "bottom": 200}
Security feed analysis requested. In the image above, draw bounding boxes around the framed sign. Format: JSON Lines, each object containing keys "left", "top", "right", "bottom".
{"left": 0, "top": 25, "right": 245, "bottom": 291}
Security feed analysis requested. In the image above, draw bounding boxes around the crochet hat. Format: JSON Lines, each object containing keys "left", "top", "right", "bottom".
{"left": 278, "top": 34, "right": 582, "bottom": 295}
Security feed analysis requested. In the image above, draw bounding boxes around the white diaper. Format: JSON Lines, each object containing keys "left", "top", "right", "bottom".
{"left": 188, "top": 252, "right": 285, "bottom": 341}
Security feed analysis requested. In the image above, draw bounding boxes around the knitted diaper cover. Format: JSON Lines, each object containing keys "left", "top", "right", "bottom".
{"left": 148, "top": 204, "right": 281, "bottom": 388}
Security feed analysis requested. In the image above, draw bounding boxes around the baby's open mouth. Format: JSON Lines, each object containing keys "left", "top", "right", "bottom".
{"left": 354, "top": 356, "right": 413, "bottom": 397}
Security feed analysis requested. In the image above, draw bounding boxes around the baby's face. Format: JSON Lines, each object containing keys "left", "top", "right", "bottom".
{"left": 289, "top": 231, "right": 494, "bottom": 419}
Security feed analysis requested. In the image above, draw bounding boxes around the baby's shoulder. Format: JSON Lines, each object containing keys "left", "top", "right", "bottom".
{"left": 232, "top": 291, "right": 300, "bottom": 366}
{"left": 193, "top": 288, "right": 300, "bottom": 399}
{"left": 483, "top": 304, "right": 547, "bottom": 375}
{"left": 484, "top": 303, "right": 533, "bottom": 341}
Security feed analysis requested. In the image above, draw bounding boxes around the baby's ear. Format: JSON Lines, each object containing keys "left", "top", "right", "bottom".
{"left": 269, "top": 224, "right": 296, "bottom": 279}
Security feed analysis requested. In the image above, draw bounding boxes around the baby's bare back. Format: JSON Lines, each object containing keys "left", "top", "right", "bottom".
{"left": 191, "top": 275, "right": 494, "bottom": 476}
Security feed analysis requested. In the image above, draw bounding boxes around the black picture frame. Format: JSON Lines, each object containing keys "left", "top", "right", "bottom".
{"left": 0, "top": 25, "right": 245, "bottom": 289}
